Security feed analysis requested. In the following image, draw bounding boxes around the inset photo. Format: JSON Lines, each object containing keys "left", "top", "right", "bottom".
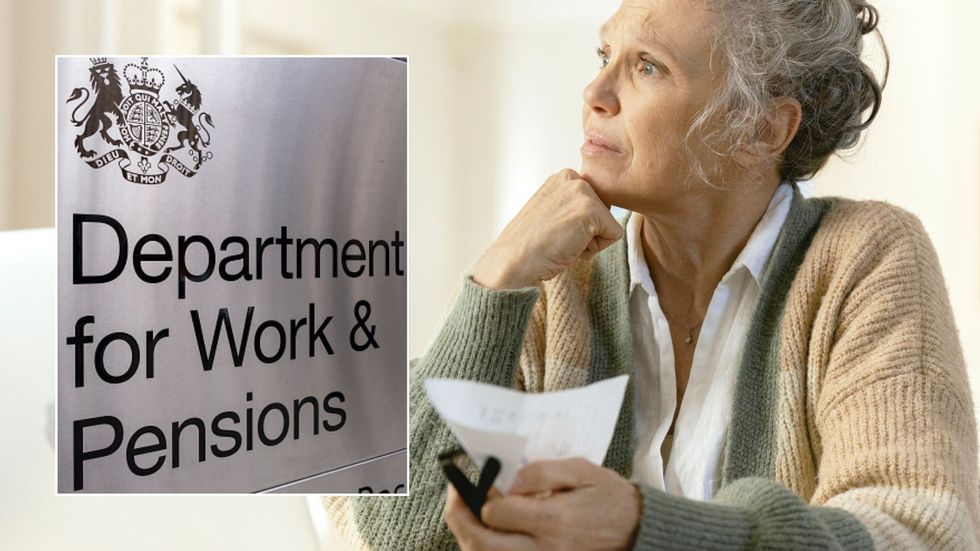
{"left": 56, "top": 56, "right": 407, "bottom": 494}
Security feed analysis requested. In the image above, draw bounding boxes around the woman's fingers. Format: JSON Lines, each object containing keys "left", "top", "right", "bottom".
{"left": 576, "top": 168, "right": 623, "bottom": 241}
{"left": 481, "top": 494, "right": 556, "bottom": 534}
{"left": 579, "top": 215, "right": 623, "bottom": 262}
{"left": 578, "top": 184, "right": 623, "bottom": 262}
{"left": 471, "top": 168, "right": 624, "bottom": 289}
{"left": 593, "top": 207, "right": 624, "bottom": 244}
{"left": 445, "top": 485, "right": 538, "bottom": 551}
{"left": 509, "top": 457, "right": 601, "bottom": 495}
{"left": 478, "top": 460, "right": 643, "bottom": 551}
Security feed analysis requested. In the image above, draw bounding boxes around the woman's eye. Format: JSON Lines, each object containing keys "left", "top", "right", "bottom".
{"left": 639, "top": 61, "right": 659, "bottom": 76}
{"left": 596, "top": 47, "right": 610, "bottom": 68}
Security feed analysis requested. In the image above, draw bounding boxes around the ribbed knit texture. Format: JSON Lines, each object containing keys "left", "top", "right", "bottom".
{"left": 324, "top": 185, "right": 980, "bottom": 550}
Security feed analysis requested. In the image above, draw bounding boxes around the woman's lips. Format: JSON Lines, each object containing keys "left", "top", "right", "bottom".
{"left": 581, "top": 131, "right": 623, "bottom": 156}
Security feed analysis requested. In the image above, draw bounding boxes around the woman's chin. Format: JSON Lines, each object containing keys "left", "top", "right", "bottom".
{"left": 578, "top": 164, "right": 623, "bottom": 205}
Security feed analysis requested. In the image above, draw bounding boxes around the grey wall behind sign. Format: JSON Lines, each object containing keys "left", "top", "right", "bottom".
{"left": 57, "top": 56, "right": 407, "bottom": 493}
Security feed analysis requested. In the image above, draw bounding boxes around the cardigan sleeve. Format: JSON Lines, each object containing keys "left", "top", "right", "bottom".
{"left": 323, "top": 277, "right": 541, "bottom": 550}
{"left": 632, "top": 206, "right": 980, "bottom": 550}
{"left": 810, "top": 206, "right": 980, "bottom": 548}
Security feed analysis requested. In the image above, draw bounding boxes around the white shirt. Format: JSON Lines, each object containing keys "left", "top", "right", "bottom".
{"left": 627, "top": 181, "right": 793, "bottom": 501}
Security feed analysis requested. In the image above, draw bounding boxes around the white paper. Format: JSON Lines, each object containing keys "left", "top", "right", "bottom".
{"left": 424, "top": 375, "right": 629, "bottom": 491}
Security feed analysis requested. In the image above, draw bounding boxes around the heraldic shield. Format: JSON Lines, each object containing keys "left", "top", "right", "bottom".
{"left": 66, "top": 56, "right": 215, "bottom": 185}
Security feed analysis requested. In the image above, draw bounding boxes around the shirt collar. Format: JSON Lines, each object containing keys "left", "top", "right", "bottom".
{"left": 627, "top": 210, "right": 657, "bottom": 298}
{"left": 626, "top": 180, "right": 794, "bottom": 297}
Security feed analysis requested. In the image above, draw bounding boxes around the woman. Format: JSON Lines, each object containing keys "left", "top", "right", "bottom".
{"left": 327, "top": 0, "right": 980, "bottom": 548}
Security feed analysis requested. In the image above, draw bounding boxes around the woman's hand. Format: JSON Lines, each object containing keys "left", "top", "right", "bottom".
{"left": 471, "top": 169, "right": 623, "bottom": 289}
{"left": 445, "top": 458, "right": 642, "bottom": 551}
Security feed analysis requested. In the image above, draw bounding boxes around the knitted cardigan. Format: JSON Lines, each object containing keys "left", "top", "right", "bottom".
{"left": 325, "top": 185, "right": 980, "bottom": 549}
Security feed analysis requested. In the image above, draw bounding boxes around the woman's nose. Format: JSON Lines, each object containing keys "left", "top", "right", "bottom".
{"left": 583, "top": 71, "right": 620, "bottom": 117}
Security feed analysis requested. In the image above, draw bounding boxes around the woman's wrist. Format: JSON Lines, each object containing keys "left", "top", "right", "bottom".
{"left": 471, "top": 250, "right": 535, "bottom": 290}
{"left": 625, "top": 483, "right": 643, "bottom": 550}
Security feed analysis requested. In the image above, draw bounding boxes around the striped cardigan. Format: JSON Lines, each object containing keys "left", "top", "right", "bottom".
{"left": 326, "top": 185, "right": 980, "bottom": 549}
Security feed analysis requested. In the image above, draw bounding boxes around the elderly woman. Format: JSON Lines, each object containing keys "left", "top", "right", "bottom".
{"left": 327, "top": 0, "right": 980, "bottom": 548}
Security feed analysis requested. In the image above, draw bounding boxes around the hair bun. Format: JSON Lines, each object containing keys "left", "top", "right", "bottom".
{"left": 852, "top": 1, "right": 880, "bottom": 35}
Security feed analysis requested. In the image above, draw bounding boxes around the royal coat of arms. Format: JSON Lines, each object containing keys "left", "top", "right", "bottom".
{"left": 66, "top": 57, "right": 215, "bottom": 184}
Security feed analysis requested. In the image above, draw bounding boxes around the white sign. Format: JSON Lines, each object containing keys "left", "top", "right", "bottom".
{"left": 57, "top": 57, "right": 407, "bottom": 493}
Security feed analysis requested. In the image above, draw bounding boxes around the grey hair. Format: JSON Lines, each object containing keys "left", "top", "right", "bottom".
{"left": 687, "top": 0, "right": 889, "bottom": 185}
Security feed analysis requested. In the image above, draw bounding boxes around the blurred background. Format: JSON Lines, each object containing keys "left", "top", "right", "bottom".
{"left": 2, "top": 0, "right": 978, "bottom": 549}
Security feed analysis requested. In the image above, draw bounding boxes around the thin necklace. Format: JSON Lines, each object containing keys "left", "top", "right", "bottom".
{"left": 638, "top": 219, "right": 704, "bottom": 344}
{"left": 661, "top": 312, "right": 704, "bottom": 345}
{"left": 683, "top": 323, "right": 702, "bottom": 344}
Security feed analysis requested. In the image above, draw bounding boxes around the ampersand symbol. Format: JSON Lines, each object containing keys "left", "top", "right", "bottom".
{"left": 349, "top": 300, "right": 379, "bottom": 351}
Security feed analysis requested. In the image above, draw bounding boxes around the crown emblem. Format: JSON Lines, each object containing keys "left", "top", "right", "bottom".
{"left": 67, "top": 56, "right": 215, "bottom": 184}
{"left": 124, "top": 57, "right": 165, "bottom": 94}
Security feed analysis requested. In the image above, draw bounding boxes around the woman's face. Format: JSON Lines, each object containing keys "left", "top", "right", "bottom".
{"left": 581, "top": 0, "right": 725, "bottom": 211}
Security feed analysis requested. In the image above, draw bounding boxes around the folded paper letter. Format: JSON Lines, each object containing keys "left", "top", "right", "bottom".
{"left": 424, "top": 375, "right": 629, "bottom": 491}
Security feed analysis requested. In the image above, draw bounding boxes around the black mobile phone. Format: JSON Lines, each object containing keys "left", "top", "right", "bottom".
{"left": 437, "top": 448, "right": 501, "bottom": 521}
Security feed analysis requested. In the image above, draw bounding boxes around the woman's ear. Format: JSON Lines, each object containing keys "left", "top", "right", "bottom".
{"left": 734, "top": 97, "right": 802, "bottom": 169}
{"left": 764, "top": 97, "right": 803, "bottom": 158}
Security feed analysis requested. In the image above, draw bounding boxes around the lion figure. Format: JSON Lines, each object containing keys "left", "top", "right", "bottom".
{"left": 66, "top": 60, "right": 124, "bottom": 158}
